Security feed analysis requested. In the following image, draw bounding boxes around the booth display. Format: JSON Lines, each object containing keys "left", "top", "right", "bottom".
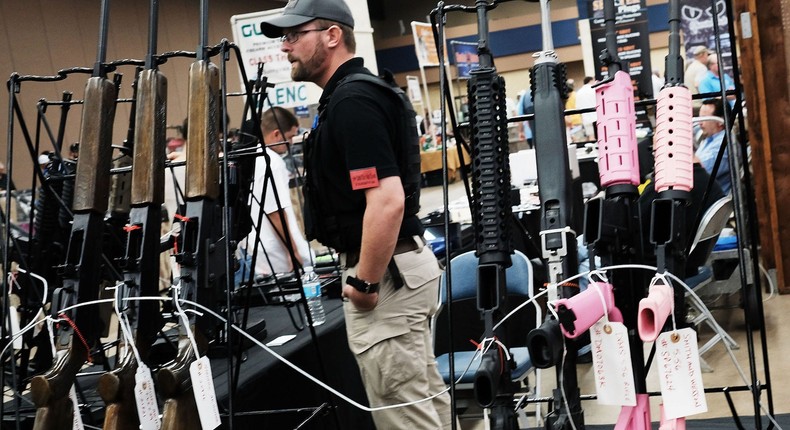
{"left": 0, "top": 0, "right": 778, "bottom": 429}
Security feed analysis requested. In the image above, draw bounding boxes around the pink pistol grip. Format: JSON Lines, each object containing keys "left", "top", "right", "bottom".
{"left": 555, "top": 282, "right": 620, "bottom": 339}
{"left": 595, "top": 70, "right": 640, "bottom": 187}
{"left": 653, "top": 86, "right": 694, "bottom": 193}
{"left": 637, "top": 280, "right": 675, "bottom": 342}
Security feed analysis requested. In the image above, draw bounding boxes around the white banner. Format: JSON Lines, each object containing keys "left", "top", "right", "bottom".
{"left": 406, "top": 76, "right": 422, "bottom": 103}
{"left": 230, "top": 9, "right": 322, "bottom": 108}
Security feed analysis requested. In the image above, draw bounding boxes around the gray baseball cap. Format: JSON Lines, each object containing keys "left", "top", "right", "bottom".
{"left": 260, "top": 0, "right": 355, "bottom": 38}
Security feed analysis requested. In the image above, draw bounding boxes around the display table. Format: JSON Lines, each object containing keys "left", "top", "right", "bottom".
{"left": 211, "top": 297, "right": 374, "bottom": 429}
{"left": 420, "top": 145, "right": 470, "bottom": 179}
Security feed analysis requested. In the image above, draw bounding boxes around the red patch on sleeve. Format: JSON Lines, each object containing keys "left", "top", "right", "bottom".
{"left": 349, "top": 167, "right": 380, "bottom": 190}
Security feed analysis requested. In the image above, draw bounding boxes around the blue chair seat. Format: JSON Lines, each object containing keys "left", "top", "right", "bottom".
{"left": 436, "top": 347, "right": 533, "bottom": 385}
{"left": 713, "top": 235, "right": 737, "bottom": 251}
{"left": 685, "top": 265, "right": 713, "bottom": 290}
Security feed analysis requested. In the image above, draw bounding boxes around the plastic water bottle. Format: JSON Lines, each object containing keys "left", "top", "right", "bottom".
{"left": 302, "top": 266, "right": 325, "bottom": 326}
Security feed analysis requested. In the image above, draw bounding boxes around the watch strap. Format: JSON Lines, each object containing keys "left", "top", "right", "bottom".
{"left": 346, "top": 275, "right": 380, "bottom": 294}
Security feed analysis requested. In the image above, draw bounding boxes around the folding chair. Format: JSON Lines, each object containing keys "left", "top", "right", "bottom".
{"left": 433, "top": 250, "right": 541, "bottom": 427}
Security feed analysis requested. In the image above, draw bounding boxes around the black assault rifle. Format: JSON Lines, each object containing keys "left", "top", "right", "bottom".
{"left": 525, "top": 0, "right": 585, "bottom": 428}
{"left": 30, "top": 0, "right": 118, "bottom": 427}
{"left": 158, "top": 0, "right": 224, "bottom": 428}
{"left": 99, "top": 0, "right": 167, "bottom": 428}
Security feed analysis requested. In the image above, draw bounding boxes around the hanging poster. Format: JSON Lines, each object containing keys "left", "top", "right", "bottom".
{"left": 680, "top": 0, "right": 733, "bottom": 77}
{"left": 450, "top": 41, "right": 479, "bottom": 79}
{"left": 587, "top": 0, "right": 653, "bottom": 98}
{"left": 412, "top": 22, "right": 441, "bottom": 67}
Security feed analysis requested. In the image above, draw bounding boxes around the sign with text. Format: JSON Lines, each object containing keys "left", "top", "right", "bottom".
{"left": 412, "top": 22, "right": 441, "bottom": 67}
{"left": 680, "top": 0, "right": 733, "bottom": 78}
{"left": 450, "top": 41, "right": 479, "bottom": 79}
{"left": 406, "top": 76, "right": 422, "bottom": 104}
{"left": 230, "top": 10, "right": 322, "bottom": 108}
{"left": 587, "top": 0, "right": 653, "bottom": 98}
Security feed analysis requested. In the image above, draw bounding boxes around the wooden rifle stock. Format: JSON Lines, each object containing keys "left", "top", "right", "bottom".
{"left": 100, "top": 0, "right": 167, "bottom": 426}
{"left": 101, "top": 68, "right": 168, "bottom": 430}
{"left": 159, "top": 0, "right": 225, "bottom": 421}
{"left": 32, "top": 72, "right": 118, "bottom": 430}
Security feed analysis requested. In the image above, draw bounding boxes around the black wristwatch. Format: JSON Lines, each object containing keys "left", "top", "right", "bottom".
{"left": 346, "top": 276, "right": 380, "bottom": 294}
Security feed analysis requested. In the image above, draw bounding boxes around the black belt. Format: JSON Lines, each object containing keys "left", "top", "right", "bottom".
{"left": 344, "top": 236, "right": 424, "bottom": 267}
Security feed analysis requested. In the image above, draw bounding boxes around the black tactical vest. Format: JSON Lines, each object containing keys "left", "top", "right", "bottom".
{"left": 303, "top": 72, "right": 422, "bottom": 252}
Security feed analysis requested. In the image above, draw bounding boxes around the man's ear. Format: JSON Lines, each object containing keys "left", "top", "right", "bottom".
{"left": 325, "top": 25, "right": 342, "bottom": 48}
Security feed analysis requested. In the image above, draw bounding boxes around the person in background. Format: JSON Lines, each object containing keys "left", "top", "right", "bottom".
{"left": 261, "top": 0, "right": 455, "bottom": 427}
{"left": 696, "top": 98, "right": 733, "bottom": 194}
{"left": 516, "top": 89, "right": 534, "bottom": 147}
{"left": 0, "top": 161, "right": 14, "bottom": 191}
{"left": 68, "top": 143, "right": 80, "bottom": 160}
{"left": 684, "top": 45, "right": 709, "bottom": 95}
{"left": 651, "top": 69, "right": 664, "bottom": 98}
{"left": 236, "top": 107, "right": 313, "bottom": 281}
{"left": 575, "top": 76, "right": 597, "bottom": 140}
{"left": 37, "top": 151, "right": 51, "bottom": 173}
{"left": 697, "top": 54, "right": 736, "bottom": 107}
{"left": 564, "top": 78, "right": 584, "bottom": 142}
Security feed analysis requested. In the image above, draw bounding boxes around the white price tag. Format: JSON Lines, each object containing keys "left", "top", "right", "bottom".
{"left": 590, "top": 320, "right": 636, "bottom": 406}
{"left": 134, "top": 364, "right": 161, "bottom": 430}
{"left": 69, "top": 385, "right": 85, "bottom": 430}
{"left": 656, "top": 328, "right": 708, "bottom": 419}
{"left": 190, "top": 356, "right": 221, "bottom": 429}
{"left": 9, "top": 306, "right": 22, "bottom": 349}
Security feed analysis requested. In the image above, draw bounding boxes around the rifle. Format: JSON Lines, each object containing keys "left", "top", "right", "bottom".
{"left": 21, "top": 92, "right": 75, "bottom": 378}
{"left": 453, "top": 2, "right": 519, "bottom": 429}
{"left": 30, "top": 0, "right": 118, "bottom": 427}
{"left": 577, "top": 0, "right": 651, "bottom": 426}
{"left": 637, "top": 0, "right": 694, "bottom": 344}
{"left": 159, "top": 0, "right": 223, "bottom": 428}
{"left": 524, "top": 0, "right": 584, "bottom": 428}
{"left": 99, "top": 1, "right": 166, "bottom": 428}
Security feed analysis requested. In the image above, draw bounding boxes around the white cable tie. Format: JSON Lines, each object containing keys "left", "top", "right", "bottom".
{"left": 650, "top": 272, "right": 678, "bottom": 332}
{"left": 591, "top": 281, "right": 610, "bottom": 324}
{"left": 112, "top": 285, "right": 143, "bottom": 365}
{"left": 172, "top": 282, "right": 201, "bottom": 359}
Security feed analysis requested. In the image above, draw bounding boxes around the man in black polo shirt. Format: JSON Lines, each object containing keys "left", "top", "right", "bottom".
{"left": 261, "top": 1, "right": 453, "bottom": 428}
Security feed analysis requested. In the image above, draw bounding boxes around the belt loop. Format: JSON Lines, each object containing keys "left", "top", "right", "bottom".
{"left": 413, "top": 235, "right": 425, "bottom": 252}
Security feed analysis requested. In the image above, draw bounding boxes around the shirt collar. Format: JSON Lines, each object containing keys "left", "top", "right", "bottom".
{"left": 318, "top": 57, "right": 367, "bottom": 114}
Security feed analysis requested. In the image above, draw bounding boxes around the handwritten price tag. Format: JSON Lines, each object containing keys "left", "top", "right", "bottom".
{"left": 135, "top": 364, "right": 161, "bottom": 430}
{"left": 190, "top": 356, "right": 221, "bottom": 429}
{"left": 9, "top": 306, "right": 22, "bottom": 349}
{"left": 656, "top": 328, "right": 708, "bottom": 419}
{"left": 69, "top": 385, "right": 85, "bottom": 430}
{"left": 590, "top": 320, "right": 636, "bottom": 406}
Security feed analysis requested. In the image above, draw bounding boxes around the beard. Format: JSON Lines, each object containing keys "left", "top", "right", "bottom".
{"left": 290, "top": 41, "right": 327, "bottom": 82}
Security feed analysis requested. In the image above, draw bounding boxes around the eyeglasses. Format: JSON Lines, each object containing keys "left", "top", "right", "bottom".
{"left": 280, "top": 28, "right": 329, "bottom": 44}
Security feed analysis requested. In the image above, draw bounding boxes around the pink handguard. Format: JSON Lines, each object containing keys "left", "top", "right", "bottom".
{"left": 555, "top": 281, "right": 622, "bottom": 339}
{"left": 595, "top": 70, "right": 640, "bottom": 187}
{"left": 637, "top": 280, "right": 674, "bottom": 342}
{"left": 615, "top": 394, "right": 651, "bottom": 430}
{"left": 653, "top": 86, "right": 694, "bottom": 193}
